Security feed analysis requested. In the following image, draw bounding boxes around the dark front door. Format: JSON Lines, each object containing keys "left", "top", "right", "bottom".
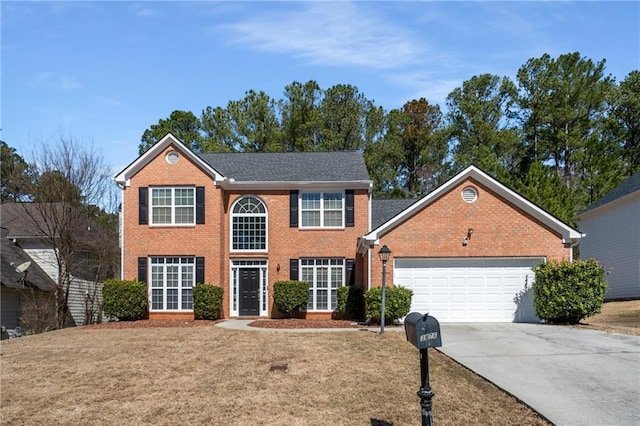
{"left": 239, "top": 268, "right": 260, "bottom": 316}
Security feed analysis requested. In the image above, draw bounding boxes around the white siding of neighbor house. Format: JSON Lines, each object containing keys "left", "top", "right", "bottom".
{"left": 66, "top": 278, "right": 104, "bottom": 325}
{"left": 21, "top": 244, "right": 104, "bottom": 325}
{"left": 579, "top": 194, "right": 640, "bottom": 299}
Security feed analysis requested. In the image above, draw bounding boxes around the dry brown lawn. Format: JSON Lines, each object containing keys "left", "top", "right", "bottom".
{"left": 0, "top": 326, "right": 548, "bottom": 425}
{"left": 577, "top": 300, "right": 640, "bottom": 335}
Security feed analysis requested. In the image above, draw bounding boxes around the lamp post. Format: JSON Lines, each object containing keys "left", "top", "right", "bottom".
{"left": 378, "top": 245, "right": 391, "bottom": 334}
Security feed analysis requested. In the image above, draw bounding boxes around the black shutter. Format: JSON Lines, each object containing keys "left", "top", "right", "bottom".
{"left": 290, "top": 190, "right": 299, "bottom": 227}
{"left": 139, "top": 187, "right": 148, "bottom": 225}
{"left": 138, "top": 257, "right": 147, "bottom": 284}
{"left": 290, "top": 259, "right": 299, "bottom": 281}
{"left": 196, "top": 187, "right": 205, "bottom": 224}
{"left": 196, "top": 257, "right": 205, "bottom": 284}
{"left": 346, "top": 258, "right": 355, "bottom": 286}
{"left": 345, "top": 190, "right": 355, "bottom": 227}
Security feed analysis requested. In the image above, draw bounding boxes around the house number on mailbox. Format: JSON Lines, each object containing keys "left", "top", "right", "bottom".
{"left": 420, "top": 332, "right": 438, "bottom": 342}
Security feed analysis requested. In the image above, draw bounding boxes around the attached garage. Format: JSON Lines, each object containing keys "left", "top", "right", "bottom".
{"left": 361, "top": 166, "right": 583, "bottom": 324}
{"left": 394, "top": 257, "right": 545, "bottom": 323}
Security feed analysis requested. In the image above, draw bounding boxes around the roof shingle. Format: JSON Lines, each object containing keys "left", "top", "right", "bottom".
{"left": 581, "top": 172, "right": 640, "bottom": 214}
{"left": 371, "top": 198, "right": 420, "bottom": 230}
{"left": 198, "top": 151, "right": 370, "bottom": 182}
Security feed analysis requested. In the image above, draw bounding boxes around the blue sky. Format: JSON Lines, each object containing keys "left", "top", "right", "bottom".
{"left": 2, "top": 1, "right": 639, "bottom": 174}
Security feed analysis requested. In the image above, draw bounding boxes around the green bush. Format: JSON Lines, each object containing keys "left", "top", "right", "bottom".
{"left": 102, "top": 279, "right": 148, "bottom": 321}
{"left": 533, "top": 259, "right": 607, "bottom": 324}
{"left": 273, "top": 280, "right": 309, "bottom": 318}
{"left": 193, "top": 284, "right": 224, "bottom": 320}
{"left": 364, "top": 285, "right": 413, "bottom": 324}
{"left": 337, "top": 286, "right": 364, "bottom": 319}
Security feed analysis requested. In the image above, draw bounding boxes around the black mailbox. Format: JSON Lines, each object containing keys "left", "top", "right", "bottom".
{"left": 405, "top": 312, "right": 442, "bottom": 349}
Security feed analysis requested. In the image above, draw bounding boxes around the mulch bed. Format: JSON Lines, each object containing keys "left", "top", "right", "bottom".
{"left": 248, "top": 319, "right": 371, "bottom": 329}
{"left": 83, "top": 319, "right": 221, "bottom": 329}
{"left": 81, "top": 319, "right": 390, "bottom": 330}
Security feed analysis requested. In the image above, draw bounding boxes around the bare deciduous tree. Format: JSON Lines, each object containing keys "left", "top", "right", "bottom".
{"left": 21, "top": 136, "right": 119, "bottom": 329}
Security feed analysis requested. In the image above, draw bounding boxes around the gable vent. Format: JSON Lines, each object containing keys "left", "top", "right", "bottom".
{"left": 461, "top": 186, "right": 478, "bottom": 203}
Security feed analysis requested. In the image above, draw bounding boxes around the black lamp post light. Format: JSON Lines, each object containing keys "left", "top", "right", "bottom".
{"left": 377, "top": 245, "right": 391, "bottom": 334}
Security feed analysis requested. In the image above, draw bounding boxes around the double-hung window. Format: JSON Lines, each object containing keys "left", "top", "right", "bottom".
{"left": 151, "top": 187, "right": 195, "bottom": 225}
{"left": 150, "top": 257, "right": 195, "bottom": 311}
{"left": 301, "top": 258, "right": 344, "bottom": 311}
{"left": 300, "top": 192, "right": 343, "bottom": 228}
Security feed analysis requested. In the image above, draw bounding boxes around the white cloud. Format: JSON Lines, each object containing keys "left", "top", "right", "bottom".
{"left": 31, "top": 72, "right": 82, "bottom": 92}
{"left": 217, "top": 2, "right": 426, "bottom": 70}
{"left": 388, "top": 71, "right": 462, "bottom": 109}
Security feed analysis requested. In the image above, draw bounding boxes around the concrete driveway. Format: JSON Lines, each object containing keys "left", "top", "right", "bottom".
{"left": 437, "top": 323, "right": 640, "bottom": 426}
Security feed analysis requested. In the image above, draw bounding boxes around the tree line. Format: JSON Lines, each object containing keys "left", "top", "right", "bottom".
{"left": 139, "top": 52, "right": 638, "bottom": 227}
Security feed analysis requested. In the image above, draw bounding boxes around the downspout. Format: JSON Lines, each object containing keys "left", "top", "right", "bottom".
{"left": 569, "top": 239, "right": 581, "bottom": 263}
{"left": 118, "top": 183, "right": 125, "bottom": 280}
{"left": 367, "top": 185, "right": 372, "bottom": 291}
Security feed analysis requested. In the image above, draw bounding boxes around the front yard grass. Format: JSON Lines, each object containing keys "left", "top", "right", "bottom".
{"left": 578, "top": 300, "right": 640, "bottom": 335}
{"left": 1, "top": 326, "right": 548, "bottom": 425}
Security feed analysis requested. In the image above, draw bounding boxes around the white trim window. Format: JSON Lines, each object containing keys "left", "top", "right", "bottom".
{"left": 231, "top": 196, "right": 267, "bottom": 251}
{"left": 151, "top": 187, "right": 195, "bottom": 225}
{"left": 300, "top": 192, "right": 343, "bottom": 228}
{"left": 301, "top": 258, "right": 344, "bottom": 311}
{"left": 150, "top": 257, "right": 195, "bottom": 311}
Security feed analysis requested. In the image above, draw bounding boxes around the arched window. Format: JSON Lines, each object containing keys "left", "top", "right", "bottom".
{"left": 231, "top": 196, "right": 267, "bottom": 251}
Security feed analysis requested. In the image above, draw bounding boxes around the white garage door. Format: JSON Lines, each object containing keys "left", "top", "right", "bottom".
{"left": 394, "top": 257, "right": 544, "bottom": 322}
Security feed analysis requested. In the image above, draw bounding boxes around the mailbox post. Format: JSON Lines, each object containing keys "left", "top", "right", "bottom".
{"left": 404, "top": 312, "right": 442, "bottom": 426}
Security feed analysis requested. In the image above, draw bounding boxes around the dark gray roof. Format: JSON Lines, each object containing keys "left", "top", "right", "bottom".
{"left": 0, "top": 203, "right": 49, "bottom": 239}
{"left": 1, "top": 227, "right": 55, "bottom": 291}
{"left": 0, "top": 203, "right": 102, "bottom": 243}
{"left": 198, "top": 151, "right": 370, "bottom": 182}
{"left": 371, "top": 198, "right": 420, "bottom": 230}
{"left": 582, "top": 172, "right": 640, "bottom": 214}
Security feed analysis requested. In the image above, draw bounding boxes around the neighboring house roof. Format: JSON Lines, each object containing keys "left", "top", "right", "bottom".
{"left": 1, "top": 226, "right": 55, "bottom": 291}
{"left": 114, "top": 133, "right": 372, "bottom": 190}
{"left": 579, "top": 172, "right": 640, "bottom": 217}
{"left": 0, "top": 202, "right": 100, "bottom": 244}
{"left": 371, "top": 198, "right": 420, "bottom": 230}
{"left": 0, "top": 203, "right": 49, "bottom": 239}
{"left": 361, "top": 165, "right": 583, "bottom": 251}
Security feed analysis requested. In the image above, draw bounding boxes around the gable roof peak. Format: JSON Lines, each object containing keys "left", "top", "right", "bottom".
{"left": 114, "top": 133, "right": 224, "bottom": 186}
{"left": 362, "top": 164, "right": 582, "bottom": 251}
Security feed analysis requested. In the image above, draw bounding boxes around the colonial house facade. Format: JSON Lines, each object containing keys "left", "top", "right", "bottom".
{"left": 116, "top": 134, "right": 582, "bottom": 322}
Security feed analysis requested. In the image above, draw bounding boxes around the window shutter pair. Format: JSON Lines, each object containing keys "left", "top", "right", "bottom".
{"left": 289, "top": 190, "right": 355, "bottom": 227}
{"left": 138, "top": 186, "right": 205, "bottom": 224}
{"left": 138, "top": 256, "right": 204, "bottom": 284}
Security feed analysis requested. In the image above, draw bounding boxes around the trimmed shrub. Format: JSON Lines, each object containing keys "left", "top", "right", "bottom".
{"left": 102, "top": 279, "right": 148, "bottom": 321}
{"left": 193, "top": 284, "right": 224, "bottom": 320}
{"left": 364, "top": 285, "right": 413, "bottom": 324}
{"left": 273, "top": 280, "right": 309, "bottom": 318}
{"left": 533, "top": 259, "right": 607, "bottom": 324}
{"left": 337, "top": 286, "right": 364, "bottom": 319}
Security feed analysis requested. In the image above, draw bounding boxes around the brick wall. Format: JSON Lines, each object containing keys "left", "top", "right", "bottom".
{"left": 368, "top": 178, "right": 571, "bottom": 288}
{"left": 122, "top": 143, "right": 370, "bottom": 319}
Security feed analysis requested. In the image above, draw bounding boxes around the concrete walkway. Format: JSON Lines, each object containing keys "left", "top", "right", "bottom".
{"left": 438, "top": 323, "right": 640, "bottom": 426}
{"left": 215, "top": 319, "right": 402, "bottom": 333}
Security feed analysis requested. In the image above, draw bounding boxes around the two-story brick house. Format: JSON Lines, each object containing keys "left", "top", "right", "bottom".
{"left": 116, "top": 134, "right": 582, "bottom": 322}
